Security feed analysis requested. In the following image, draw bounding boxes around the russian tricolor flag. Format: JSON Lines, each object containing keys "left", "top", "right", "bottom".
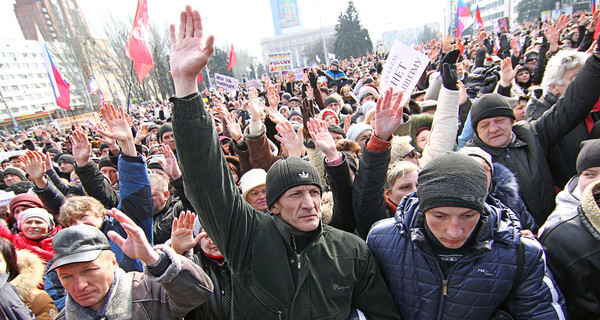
{"left": 36, "top": 26, "right": 70, "bottom": 110}
{"left": 475, "top": 4, "right": 484, "bottom": 30}
{"left": 457, "top": 0, "right": 475, "bottom": 39}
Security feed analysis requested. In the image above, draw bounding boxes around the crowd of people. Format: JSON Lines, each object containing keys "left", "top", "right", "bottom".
{"left": 0, "top": 4, "right": 600, "bottom": 319}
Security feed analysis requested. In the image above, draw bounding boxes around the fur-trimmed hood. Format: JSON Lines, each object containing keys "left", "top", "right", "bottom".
{"left": 10, "top": 249, "right": 45, "bottom": 303}
{"left": 580, "top": 179, "right": 600, "bottom": 233}
{"left": 490, "top": 162, "right": 521, "bottom": 210}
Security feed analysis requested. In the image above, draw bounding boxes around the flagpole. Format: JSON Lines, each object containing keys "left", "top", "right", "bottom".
{"left": 126, "top": 61, "right": 135, "bottom": 114}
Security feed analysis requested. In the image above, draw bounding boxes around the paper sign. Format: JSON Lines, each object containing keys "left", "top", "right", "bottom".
{"left": 379, "top": 40, "right": 430, "bottom": 106}
{"left": 246, "top": 79, "right": 263, "bottom": 89}
{"left": 268, "top": 51, "right": 293, "bottom": 73}
{"left": 215, "top": 73, "right": 239, "bottom": 92}
{"left": 0, "top": 191, "right": 15, "bottom": 206}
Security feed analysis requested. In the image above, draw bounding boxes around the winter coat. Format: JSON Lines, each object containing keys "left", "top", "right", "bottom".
{"left": 0, "top": 273, "right": 36, "bottom": 320}
{"left": 525, "top": 91, "right": 589, "bottom": 188}
{"left": 153, "top": 195, "right": 185, "bottom": 244}
{"left": 490, "top": 163, "right": 537, "bottom": 232}
{"left": 10, "top": 250, "right": 57, "bottom": 320}
{"left": 171, "top": 93, "right": 401, "bottom": 320}
{"left": 539, "top": 176, "right": 581, "bottom": 235}
{"left": 74, "top": 160, "right": 119, "bottom": 209}
{"left": 0, "top": 224, "right": 60, "bottom": 263}
{"left": 367, "top": 193, "right": 567, "bottom": 319}
{"left": 186, "top": 251, "right": 232, "bottom": 320}
{"left": 54, "top": 245, "right": 214, "bottom": 320}
{"left": 540, "top": 179, "right": 600, "bottom": 319}
{"left": 466, "top": 54, "right": 600, "bottom": 226}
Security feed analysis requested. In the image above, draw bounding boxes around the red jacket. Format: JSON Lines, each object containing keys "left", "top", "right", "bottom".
{"left": 0, "top": 224, "right": 60, "bottom": 263}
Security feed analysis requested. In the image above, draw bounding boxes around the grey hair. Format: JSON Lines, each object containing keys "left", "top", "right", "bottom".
{"left": 541, "top": 51, "right": 588, "bottom": 93}
{"left": 386, "top": 160, "right": 420, "bottom": 190}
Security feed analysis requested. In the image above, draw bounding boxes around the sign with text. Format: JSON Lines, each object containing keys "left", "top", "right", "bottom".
{"left": 215, "top": 73, "right": 239, "bottom": 92}
{"left": 246, "top": 79, "right": 263, "bottom": 89}
{"left": 268, "top": 51, "right": 293, "bottom": 72}
{"left": 380, "top": 40, "right": 430, "bottom": 106}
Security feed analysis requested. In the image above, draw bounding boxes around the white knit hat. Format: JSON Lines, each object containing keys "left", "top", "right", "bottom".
{"left": 239, "top": 169, "right": 267, "bottom": 200}
{"left": 18, "top": 207, "right": 54, "bottom": 230}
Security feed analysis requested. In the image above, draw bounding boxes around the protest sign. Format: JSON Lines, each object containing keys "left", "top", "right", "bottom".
{"left": 246, "top": 79, "right": 263, "bottom": 89}
{"left": 379, "top": 40, "right": 430, "bottom": 106}
{"left": 268, "top": 51, "right": 293, "bottom": 72}
{"left": 0, "top": 191, "right": 15, "bottom": 207}
{"left": 215, "top": 73, "right": 239, "bottom": 92}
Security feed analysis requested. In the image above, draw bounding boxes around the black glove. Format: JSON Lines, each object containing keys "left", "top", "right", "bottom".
{"left": 308, "top": 71, "right": 318, "bottom": 88}
{"left": 442, "top": 63, "right": 458, "bottom": 91}
{"left": 438, "top": 48, "right": 460, "bottom": 72}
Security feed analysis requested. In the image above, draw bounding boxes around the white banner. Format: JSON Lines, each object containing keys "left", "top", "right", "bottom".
{"left": 268, "top": 51, "right": 293, "bottom": 73}
{"left": 380, "top": 40, "right": 430, "bottom": 106}
{"left": 246, "top": 79, "right": 263, "bottom": 89}
{"left": 215, "top": 73, "right": 239, "bottom": 92}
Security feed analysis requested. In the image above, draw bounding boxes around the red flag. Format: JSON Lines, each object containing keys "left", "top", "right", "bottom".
{"left": 227, "top": 44, "right": 236, "bottom": 71}
{"left": 126, "top": 0, "right": 154, "bottom": 83}
{"left": 457, "top": 40, "right": 465, "bottom": 57}
{"left": 595, "top": 17, "right": 600, "bottom": 40}
{"left": 197, "top": 73, "right": 203, "bottom": 83}
{"left": 475, "top": 4, "right": 484, "bottom": 30}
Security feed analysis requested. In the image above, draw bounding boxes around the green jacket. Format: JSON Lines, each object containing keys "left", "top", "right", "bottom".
{"left": 172, "top": 94, "right": 400, "bottom": 320}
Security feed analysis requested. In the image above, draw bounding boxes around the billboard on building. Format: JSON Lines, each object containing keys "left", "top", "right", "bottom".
{"left": 270, "top": 0, "right": 301, "bottom": 35}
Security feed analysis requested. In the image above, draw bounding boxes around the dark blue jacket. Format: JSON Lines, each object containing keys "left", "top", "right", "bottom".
{"left": 367, "top": 193, "right": 567, "bottom": 320}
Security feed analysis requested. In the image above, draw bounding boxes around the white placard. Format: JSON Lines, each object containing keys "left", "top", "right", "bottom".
{"left": 246, "top": 79, "right": 262, "bottom": 89}
{"left": 380, "top": 40, "right": 430, "bottom": 106}
{"left": 268, "top": 51, "right": 293, "bottom": 73}
{"left": 0, "top": 191, "right": 15, "bottom": 206}
{"left": 215, "top": 73, "right": 239, "bottom": 92}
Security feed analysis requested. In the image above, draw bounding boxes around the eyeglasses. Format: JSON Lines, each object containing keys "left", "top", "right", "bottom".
{"left": 402, "top": 150, "right": 420, "bottom": 159}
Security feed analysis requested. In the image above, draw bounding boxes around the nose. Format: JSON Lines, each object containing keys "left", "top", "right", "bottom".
{"left": 299, "top": 192, "right": 315, "bottom": 209}
{"left": 446, "top": 217, "right": 463, "bottom": 239}
{"left": 73, "top": 276, "right": 88, "bottom": 292}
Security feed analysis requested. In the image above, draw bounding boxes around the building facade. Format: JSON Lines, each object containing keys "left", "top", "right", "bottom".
{"left": 14, "top": 0, "right": 91, "bottom": 42}
{"left": 261, "top": 26, "right": 336, "bottom": 70}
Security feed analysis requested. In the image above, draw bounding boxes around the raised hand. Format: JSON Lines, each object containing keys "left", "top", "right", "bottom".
{"left": 510, "top": 37, "right": 520, "bottom": 57}
{"left": 97, "top": 103, "right": 136, "bottom": 156}
{"left": 169, "top": 5, "right": 215, "bottom": 97}
{"left": 441, "top": 34, "right": 452, "bottom": 54}
{"left": 266, "top": 84, "right": 280, "bottom": 109}
{"left": 374, "top": 88, "right": 404, "bottom": 141}
{"left": 69, "top": 128, "right": 91, "bottom": 166}
{"left": 266, "top": 106, "right": 287, "bottom": 124}
{"left": 499, "top": 57, "right": 520, "bottom": 87}
{"left": 275, "top": 120, "right": 303, "bottom": 157}
{"left": 170, "top": 210, "right": 201, "bottom": 255}
{"left": 556, "top": 14, "right": 570, "bottom": 32}
{"left": 95, "top": 122, "right": 117, "bottom": 148}
{"left": 107, "top": 208, "right": 160, "bottom": 266}
{"left": 21, "top": 151, "right": 47, "bottom": 187}
{"left": 248, "top": 88, "right": 263, "bottom": 121}
{"left": 134, "top": 123, "right": 149, "bottom": 145}
{"left": 307, "top": 118, "right": 339, "bottom": 161}
{"left": 159, "top": 144, "right": 181, "bottom": 179}
{"left": 223, "top": 112, "right": 243, "bottom": 143}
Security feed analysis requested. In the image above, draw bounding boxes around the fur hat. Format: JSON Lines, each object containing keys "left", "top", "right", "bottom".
{"left": 239, "top": 169, "right": 267, "bottom": 201}
{"left": 347, "top": 123, "right": 373, "bottom": 142}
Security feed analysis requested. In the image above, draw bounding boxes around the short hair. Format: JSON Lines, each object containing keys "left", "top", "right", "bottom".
{"left": 517, "top": 95, "right": 530, "bottom": 103}
{"left": 149, "top": 173, "right": 169, "bottom": 193}
{"left": 363, "top": 108, "right": 376, "bottom": 124}
{"left": 386, "top": 160, "right": 420, "bottom": 190}
{"left": 336, "top": 139, "right": 361, "bottom": 155}
{"left": 59, "top": 196, "right": 106, "bottom": 227}
{"left": 541, "top": 51, "right": 588, "bottom": 92}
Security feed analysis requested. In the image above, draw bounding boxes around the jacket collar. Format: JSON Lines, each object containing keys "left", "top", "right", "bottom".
{"left": 579, "top": 180, "right": 600, "bottom": 238}
{"left": 472, "top": 132, "right": 526, "bottom": 157}
{"left": 273, "top": 214, "right": 323, "bottom": 250}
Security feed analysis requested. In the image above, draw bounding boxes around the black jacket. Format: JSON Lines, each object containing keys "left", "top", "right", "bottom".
{"left": 467, "top": 54, "right": 600, "bottom": 225}
{"left": 526, "top": 91, "right": 590, "bottom": 188}
{"left": 540, "top": 180, "right": 600, "bottom": 320}
{"left": 186, "top": 251, "right": 232, "bottom": 320}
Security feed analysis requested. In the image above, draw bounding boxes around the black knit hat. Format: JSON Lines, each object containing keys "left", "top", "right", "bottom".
{"left": 470, "top": 93, "right": 515, "bottom": 129}
{"left": 98, "top": 156, "right": 117, "bottom": 170}
{"left": 577, "top": 139, "right": 600, "bottom": 174}
{"left": 327, "top": 124, "right": 346, "bottom": 138}
{"left": 324, "top": 96, "right": 340, "bottom": 109}
{"left": 99, "top": 143, "right": 110, "bottom": 152}
{"left": 3, "top": 167, "right": 26, "bottom": 181}
{"left": 158, "top": 123, "right": 173, "bottom": 141}
{"left": 57, "top": 154, "right": 76, "bottom": 164}
{"left": 417, "top": 152, "right": 488, "bottom": 214}
{"left": 266, "top": 157, "right": 322, "bottom": 209}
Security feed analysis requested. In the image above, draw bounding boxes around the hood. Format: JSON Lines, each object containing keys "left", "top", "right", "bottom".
{"left": 10, "top": 249, "right": 45, "bottom": 303}
{"left": 394, "top": 192, "right": 520, "bottom": 250}
{"left": 490, "top": 162, "right": 521, "bottom": 210}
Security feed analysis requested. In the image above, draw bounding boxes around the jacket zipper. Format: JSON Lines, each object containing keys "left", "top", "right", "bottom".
{"left": 291, "top": 235, "right": 301, "bottom": 270}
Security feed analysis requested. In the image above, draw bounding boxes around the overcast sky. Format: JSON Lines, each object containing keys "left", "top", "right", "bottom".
{"left": 0, "top": 0, "right": 444, "bottom": 56}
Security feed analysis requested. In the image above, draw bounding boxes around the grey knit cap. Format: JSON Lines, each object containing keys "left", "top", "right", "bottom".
{"left": 417, "top": 152, "right": 488, "bottom": 214}
{"left": 266, "top": 157, "right": 322, "bottom": 209}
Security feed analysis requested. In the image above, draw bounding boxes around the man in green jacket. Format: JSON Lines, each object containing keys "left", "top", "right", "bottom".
{"left": 169, "top": 5, "right": 400, "bottom": 320}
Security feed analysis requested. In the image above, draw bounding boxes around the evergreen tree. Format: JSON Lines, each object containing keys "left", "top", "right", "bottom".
{"left": 334, "top": 0, "right": 373, "bottom": 59}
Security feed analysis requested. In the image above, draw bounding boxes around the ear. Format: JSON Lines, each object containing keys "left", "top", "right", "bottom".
{"left": 384, "top": 189, "right": 390, "bottom": 197}
{"left": 163, "top": 190, "right": 170, "bottom": 199}
{"left": 548, "top": 84, "right": 560, "bottom": 96}
{"left": 270, "top": 202, "right": 280, "bottom": 215}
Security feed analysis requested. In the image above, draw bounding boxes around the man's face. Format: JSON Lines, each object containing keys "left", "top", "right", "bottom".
{"left": 513, "top": 100, "right": 527, "bottom": 122}
{"left": 355, "top": 130, "right": 372, "bottom": 149}
{"left": 245, "top": 185, "right": 267, "bottom": 212}
{"left": 9, "top": 159, "right": 25, "bottom": 170}
{"left": 70, "top": 210, "right": 104, "bottom": 229}
{"left": 424, "top": 206, "right": 480, "bottom": 249}
{"left": 100, "top": 167, "right": 119, "bottom": 186}
{"left": 101, "top": 148, "right": 110, "bottom": 157}
{"left": 326, "top": 103, "right": 340, "bottom": 114}
{"left": 289, "top": 101, "right": 300, "bottom": 109}
{"left": 151, "top": 186, "right": 169, "bottom": 215}
{"left": 330, "top": 132, "right": 344, "bottom": 143}
{"left": 3, "top": 174, "right": 22, "bottom": 186}
{"left": 161, "top": 131, "right": 176, "bottom": 150}
{"left": 214, "top": 120, "right": 223, "bottom": 135}
{"left": 57, "top": 253, "right": 116, "bottom": 312}
{"left": 271, "top": 185, "right": 321, "bottom": 232}
{"left": 385, "top": 170, "right": 419, "bottom": 205}
{"left": 59, "top": 162, "right": 75, "bottom": 174}
{"left": 476, "top": 116, "right": 514, "bottom": 148}
{"left": 550, "top": 65, "right": 582, "bottom": 97}
{"left": 579, "top": 167, "right": 600, "bottom": 194}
